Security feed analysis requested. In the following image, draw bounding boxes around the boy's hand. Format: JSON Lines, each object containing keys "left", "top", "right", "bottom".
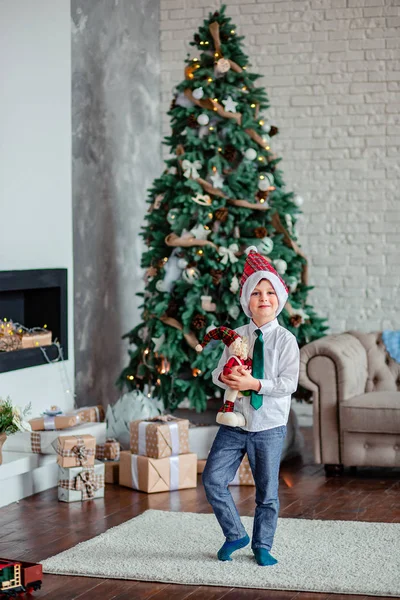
{"left": 220, "top": 367, "right": 261, "bottom": 392}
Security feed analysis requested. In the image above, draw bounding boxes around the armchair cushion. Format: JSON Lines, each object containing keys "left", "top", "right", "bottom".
{"left": 340, "top": 392, "right": 400, "bottom": 434}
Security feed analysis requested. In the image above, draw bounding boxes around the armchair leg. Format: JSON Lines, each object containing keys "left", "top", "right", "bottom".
{"left": 324, "top": 464, "right": 344, "bottom": 477}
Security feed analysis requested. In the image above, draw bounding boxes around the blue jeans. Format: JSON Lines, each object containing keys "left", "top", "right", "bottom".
{"left": 202, "top": 424, "right": 286, "bottom": 550}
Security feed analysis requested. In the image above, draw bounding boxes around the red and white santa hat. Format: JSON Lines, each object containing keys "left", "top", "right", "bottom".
{"left": 240, "top": 246, "right": 289, "bottom": 318}
{"left": 195, "top": 326, "right": 241, "bottom": 353}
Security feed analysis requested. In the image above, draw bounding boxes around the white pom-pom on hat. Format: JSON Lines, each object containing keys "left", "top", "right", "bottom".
{"left": 245, "top": 246, "right": 258, "bottom": 255}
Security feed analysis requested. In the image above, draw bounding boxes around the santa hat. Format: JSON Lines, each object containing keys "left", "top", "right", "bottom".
{"left": 195, "top": 326, "right": 241, "bottom": 353}
{"left": 240, "top": 246, "right": 289, "bottom": 318}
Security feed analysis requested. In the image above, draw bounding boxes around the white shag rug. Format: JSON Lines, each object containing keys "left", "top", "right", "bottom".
{"left": 42, "top": 510, "right": 400, "bottom": 597}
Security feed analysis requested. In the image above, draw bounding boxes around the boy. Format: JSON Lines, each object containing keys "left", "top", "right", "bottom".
{"left": 202, "top": 246, "right": 300, "bottom": 566}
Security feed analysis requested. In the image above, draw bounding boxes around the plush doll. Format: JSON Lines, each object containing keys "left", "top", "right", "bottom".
{"left": 195, "top": 326, "right": 252, "bottom": 427}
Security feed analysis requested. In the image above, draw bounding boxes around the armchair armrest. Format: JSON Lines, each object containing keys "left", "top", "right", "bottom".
{"left": 299, "top": 333, "right": 368, "bottom": 465}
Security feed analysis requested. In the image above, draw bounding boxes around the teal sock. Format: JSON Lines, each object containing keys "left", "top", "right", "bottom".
{"left": 217, "top": 534, "right": 250, "bottom": 561}
{"left": 253, "top": 548, "right": 278, "bottom": 566}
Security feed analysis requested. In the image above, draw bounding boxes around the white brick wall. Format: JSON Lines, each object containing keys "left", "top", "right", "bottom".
{"left": 160, "top": 0, "right": 400, "bottom": 334}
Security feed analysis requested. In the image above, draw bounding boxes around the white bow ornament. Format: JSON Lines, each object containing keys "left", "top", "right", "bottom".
{"left": 218, "top": 243, "right": 239, "bottom": 265}
{"left": 182, "top": 159, "right": 202, "bottom": 179}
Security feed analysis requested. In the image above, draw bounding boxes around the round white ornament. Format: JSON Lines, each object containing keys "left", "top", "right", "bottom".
{"left": 192, "top": 87, "right": 204, "bottom": 100}
{"left": 258, "top": 236, "right": 274, "bottom": 255}
{"left": 274, "top": 259, "right": 287, "bottom": 275}
{"left": 182, "top": 267, "right": 200, "bottom": 284}
{"left": 216, "top": 58, "right": 230, "bottom": 73}
{"left": 286, "top": 276, "right": 298, "bottom": 293}
{"left": 177, "top": 258, "right": 188, "bottom": 269}
{"left": 197, "top": 113, "right": 209, "bottom": 126}
{"left": 244, "top": 148, "right": 257, "bottom": 161}
{"left": 294, "top": 195, "right": 304, "bottom": 207}
{"left": 258, "top": 179, "right": 269, "bottom": 191}
{"left": 167, "top": 209, "right": 179, "bottom": 225}
{"left": 156, "top": 280, "right": 166, "bottom": 292}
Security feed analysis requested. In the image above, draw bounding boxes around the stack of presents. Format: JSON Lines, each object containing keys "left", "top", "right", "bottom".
{"left": 7, "top": 407, "right": 254, "bottom": 503}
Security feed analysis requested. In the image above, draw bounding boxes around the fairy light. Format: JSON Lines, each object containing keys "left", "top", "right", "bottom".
{"left": 265, "top": 145, "right": 270, "bottom": 150}
{"left": 209, "top": 126, "right": 214, "bottom": 131}
{"left": 258, "top": 156, "right": 264, "bottom": 162}
{"left": 208, "top": 212, "right": 213, "bottom": 219}
{"left": 242, "top": 86, "right": 247, "bottom": 91}
{"left": 259, "top": 119, "right": 264, "bottom": 126}
{"left": 197, "top": 249, "right": 203, "bottom": 255}
{"left": 260, "top": 175, "right": 265, "bottom": 179}
{"left": 213, "top": 97, "right": 218, "bottom": 102}
{"left": 163, "top": 257, "right": 168, "bottom": 263}
{"left": 192, "top": 58, "right": 199, "bottom": 62}
{"left": 230, "top": 29, "right": 235, "bottom": 34}
{"left": 259, "top": 199, "right": 265, "bottom": 204}
{"left": 127, "top": 375, "right": 134, "bottom": 380}
{"left": 144, "top": 348, "right": 150, "bottom": 355}
{"left": 207, "top": 77, "right": 213, "bottom": 82}
{"left": 156, "top": 378, "right": 161, "bottom": 385}
{"left": 214, "top": 52, "right": 219, "bottom": 58}
{"left": 205, "top": 41, "right": 209, "bottom": 45}
{"left": 192, "top": 368, "right": 202, "bottom": 377}
{"left": 204, "top": 225, "right": 210, "bottom": 230}
{"left": 212, "top": 166, "right": 217, "bottom": 172}
{"left": 251, "top": 103, "right": 256, "bottom": 108}
{"left": 200, "top": 41, "right": 204, "bottom": 45}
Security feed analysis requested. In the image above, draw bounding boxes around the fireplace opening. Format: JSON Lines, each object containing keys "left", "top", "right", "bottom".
{"left": 0, "top": 269, "right": 68, "bottom": 373}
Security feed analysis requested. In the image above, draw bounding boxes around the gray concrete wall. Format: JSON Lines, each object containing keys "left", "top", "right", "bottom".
{"left": 72, "top": 0, "right": 161, "bottom": 407}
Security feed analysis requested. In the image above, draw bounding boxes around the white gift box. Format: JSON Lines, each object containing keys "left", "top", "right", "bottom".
{"left": 3, "top": 422, "right": 107, "bottom": 455}
{"left": 188, "top": 425, "right": 219, "bottom": 460}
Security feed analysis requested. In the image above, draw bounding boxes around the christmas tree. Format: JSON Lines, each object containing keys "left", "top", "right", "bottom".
{"left": 117, "top": 5, "right": 328, "bottom": 412}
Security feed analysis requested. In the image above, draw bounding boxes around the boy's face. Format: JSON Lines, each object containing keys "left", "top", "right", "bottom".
{"left": 249, "top": 279, "right": 278, "bottom": 325}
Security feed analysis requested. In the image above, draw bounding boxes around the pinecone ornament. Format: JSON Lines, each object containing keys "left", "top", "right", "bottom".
{"left": 254, "top": 226, "right": 268, "bottom": 239}
{"left": 210, "top": 269, "right": 223, "bottom": 285}
{"left": 222, "top": 145, "right": 236, "bottom": 162}
{"left": 192, "top": 314, "right": 207, "bottom": 330}
{"left": 290, "top": 315, "right": 303, "bottom": 328}
{"left": 269, "top": 126, "right": 279, "bottom": 137}
{"left": 187, "top": 114, "right": 198, "bottom": 129}
{"left": 215, "top": 207, "right": 229, "bottom": 223}
{"left": 166, "top": 298, "right": 179, "bottom": 318}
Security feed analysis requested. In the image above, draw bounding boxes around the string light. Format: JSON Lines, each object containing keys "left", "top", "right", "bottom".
{"left": 214, "top": 52, "right": 219, "bottom": 58}
{"left": 230, "top": 29, "right": 235, "bottom": 34}
{"left": 205, "top": 41, "right": 209, "bottom": 45}
{"left": 200, "top": 41, "right": 204, "bottom": 45}
{"left": 197, "top": 249, "right": 203, "bottom": 255}
{"left": 259, "top": 119, "right": 264, "bottom": 126}
{"left": 192, "top": 58, "right": 199, "bottom": 62}
{"left": 208, "top": 212, "right": 213, "bottom": 219}
{"left": 260, "top": 175, "right": 265, "bottom": 179}
{"left": 213, "top": 98, "right": 218, "bottom": 102}
{"left": 144, "top": 348, "right": 150, "bottom": 355}
{"left": 259, "top": 199, "right": 265, "bottom": 204}
{"left": 212, "top": 166, "right": 217, "bottom": 172}
{"left": 207, "top": 77, "right": 213, "bottom": 82}
{"left": 163, "top": 257, "right": 168, "bottom": 263}
{"left": 251, "top": 103, "right": 256, "bottom": 108}
{"left": 209, "top": 126, "right": 214, "bottom": 131}
{"left": 192, "top": 368, "right": 202, "bottom": 377}
{"left": 156, "top": 378, "right": 161, "bottom": 385}
{"left": 218, "top": 147, "right": 222, "bottom": 152}
{"left": 265, "top": 145, "right": 270, "bottom": 150}
{"left": 242, "top": 86, "right": 247, "bottom": 91}
{"left": 127, "top": 375, "right": 134, "bottom": 380}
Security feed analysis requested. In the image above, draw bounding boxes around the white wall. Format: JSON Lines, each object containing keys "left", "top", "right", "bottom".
{"left": 160, "top": 0, "right": 400, "bottom": 333}
{"left": 0, "top": 0, "right": 74, "bottom": 415}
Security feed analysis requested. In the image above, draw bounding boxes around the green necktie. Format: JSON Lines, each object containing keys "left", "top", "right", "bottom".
{"left": 251, "top": 329, "right": 264, "bottom": 410}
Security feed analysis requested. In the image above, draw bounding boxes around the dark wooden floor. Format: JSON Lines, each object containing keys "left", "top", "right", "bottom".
{"left": 0, "top": 428, "right": 398, "bottom": 600}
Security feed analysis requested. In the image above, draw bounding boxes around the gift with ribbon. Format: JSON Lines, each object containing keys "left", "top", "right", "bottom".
{"left": 104, "top": 460, "right": 120, "bottom": 484}
{"left": 29, "top": 414, "right": 81, "bottom": 431}
{"left": 58, "top": 462, "right": 105, "bottom": 502}
{"left": 229, "top": 454, "right": 255, "bottom": 486}
{"left": 70, "top": 405, "right": 105, "bottom": 424}
{"left": 119, "top": 451, "right": 197, "bottom": 493}
{"left": 54, "top": 434, "right": 96, "bottom": 468}
{"left": 130, "top": 415, "right": 190, "bottom": 459}
{"left": 95, "top": 438, "right": 120, "bottom": 461}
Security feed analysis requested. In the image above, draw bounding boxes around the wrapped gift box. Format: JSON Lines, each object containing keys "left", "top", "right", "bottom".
{"left": 70, "top": 405, "right": 105, "bottom": 424}
{"left": 197, "top": 459, "right": 207, "bottom": 474}
{"left": 58, "top": 461, "right": 105, "bottom": 502}
{"left": 104, "top": 460, "right": 119, "bottom": 484}
{"left": 229, "top": 454, "right": 255, "bottom": 486}
{"left": 3, "top": 422, "right": 106, "bottom": 455}
{"left": 96, "top": 438, "right": 120, "bottom": 461}
{"left": 188, "top": 424, "right": 218, "bottom": 460}
{"left": 119, "top": 451, "right": 197, "bottom": 493}
{"left": 55, "top": 434, "right": 96, "bottom": 468}
{"left": 130, "top": 415, "right": 190, "bottom": 459}
{"left": 29, "top": 414, "right": 80, "bottom": 431}
{"left": 20, "top": 330, "right": 52, "bottom": 349}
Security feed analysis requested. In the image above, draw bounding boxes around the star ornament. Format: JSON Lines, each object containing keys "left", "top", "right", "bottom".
{"left": 190, "top": 224, "right": 211, "bottom": 240}
{"left": 222, "top": 96, "right": 238, "bottom": 113}
{"left": 210, "top": 171, "right": 224, "bottom": 189}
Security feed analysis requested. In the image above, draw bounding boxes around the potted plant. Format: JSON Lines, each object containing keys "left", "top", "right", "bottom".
{"left": 0, "top": 397, "right": 31, "bottom": 464}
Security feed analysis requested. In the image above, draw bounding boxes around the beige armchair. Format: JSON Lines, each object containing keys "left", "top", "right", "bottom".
{"left": 299, "top": 331, "right": 400, "bottom": 475}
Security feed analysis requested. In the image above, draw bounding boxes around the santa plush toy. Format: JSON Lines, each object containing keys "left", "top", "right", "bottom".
{"left": 195, "top": 326, "right": 252, "bottom": 427}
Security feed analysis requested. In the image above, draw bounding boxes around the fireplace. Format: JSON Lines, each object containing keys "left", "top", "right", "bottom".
{"left": 0, "top": 269, "right": 68, "bottom": 373}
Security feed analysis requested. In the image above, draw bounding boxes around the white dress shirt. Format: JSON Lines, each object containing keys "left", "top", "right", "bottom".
{"left": 212, "top": 318, "right": 300, "bottom": 432}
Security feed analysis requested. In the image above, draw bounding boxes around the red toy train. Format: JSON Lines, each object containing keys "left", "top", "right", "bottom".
{"left": 0, "top": 558, "right": 42, "bottom": 596}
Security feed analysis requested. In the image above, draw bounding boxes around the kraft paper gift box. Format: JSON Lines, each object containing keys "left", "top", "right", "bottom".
{"left": 54, "top": 434, "right": 96, "bottom": 468}
{"left": 119, "top": 451, "right": 197, "bottom": 493}
{"left": 95, "top": 438, "right": 120, "bottom": 461}
{"left": 3, "top": 422, "right": 107, "bottom": 455}
{"left": 229, "top": 454, "right": 255, "bottom": 486}
{"left": 130, "top": 415, "right": 190, "bottom": 459}
{"left": 197, "top": 459, "right": 207, "bottom": 474}
{"left": 29, "top": 414, "right": 81, "bottom": 432}
{"left": 70, "top": 405, "right": 105, "bottom": 424}
{"left": 104, "top": 460, "right": 120, "bottom": 484}
{"left": 58, "top": 461, "right": 105, "bottom": 502}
